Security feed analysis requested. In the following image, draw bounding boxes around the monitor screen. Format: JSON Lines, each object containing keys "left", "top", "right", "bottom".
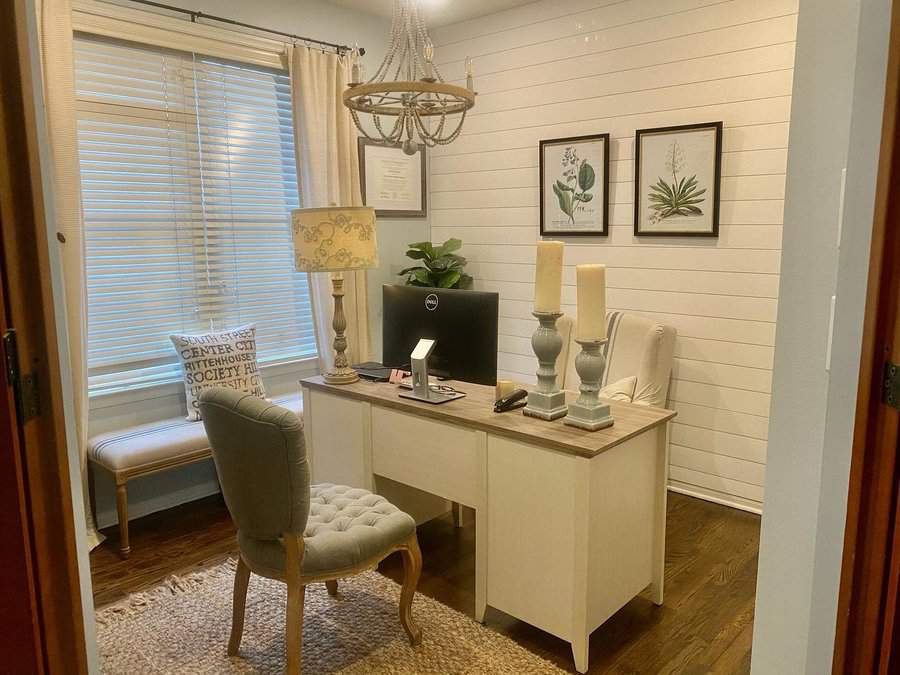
{"left": 382, "top": 285, "right": 499, "bottom": 386}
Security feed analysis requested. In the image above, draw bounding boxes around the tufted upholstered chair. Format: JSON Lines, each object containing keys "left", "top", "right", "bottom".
{"left": 557, "top": 312, "right": 676, "bottom": 408}
{"left": 198, "top": 388, "right": 422, "bottom": 675}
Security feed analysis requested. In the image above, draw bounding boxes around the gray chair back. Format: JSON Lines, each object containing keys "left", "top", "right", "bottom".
{"left": 199, "top": 388, "right": 309, "bottom": 540}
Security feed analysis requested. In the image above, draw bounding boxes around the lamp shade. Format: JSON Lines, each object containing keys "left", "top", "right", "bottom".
{"left": 291, "top": 206, "right": 378, "bottom": 272}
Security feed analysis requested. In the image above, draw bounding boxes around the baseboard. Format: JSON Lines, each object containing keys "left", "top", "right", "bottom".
{"left": 667, "top": 483, "right": 763, "bottom": 515}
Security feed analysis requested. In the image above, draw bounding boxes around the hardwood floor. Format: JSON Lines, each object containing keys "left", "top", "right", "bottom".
{"left": 90, "top": 491, "right": 760, "bottom": 673}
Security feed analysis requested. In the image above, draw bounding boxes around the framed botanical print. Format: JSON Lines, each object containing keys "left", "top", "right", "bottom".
{"left": 539, "top": 133, "right": 609, "bottom": 236}
{"left": 634, "top": 121, "right": 722, "bottom": 237}
{"left": 358, "top": 138, "right": 427, "bottom": 218}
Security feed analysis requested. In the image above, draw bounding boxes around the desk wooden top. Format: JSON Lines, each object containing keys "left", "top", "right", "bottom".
{"left": 301, "top": 376, "right": 676, "bottom": 458}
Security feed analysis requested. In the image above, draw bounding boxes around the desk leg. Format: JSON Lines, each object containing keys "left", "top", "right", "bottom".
{"left": 475, "top": 503, "right": 487, "bottom": 622}
{"left": 649, "top": 424, "right": 670, "bottom": 606}
{"left": 474, "top": 430, "right": 487, "bottom": 623}
{"left": 571, "top": 636, "right": 589, "bottom": 674}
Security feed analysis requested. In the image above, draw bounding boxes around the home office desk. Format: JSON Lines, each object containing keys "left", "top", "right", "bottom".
{"left": 300, "top": 375, "right": 676, "bottom": 673}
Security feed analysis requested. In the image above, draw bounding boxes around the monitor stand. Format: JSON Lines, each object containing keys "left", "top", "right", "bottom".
{"left": 398, "top": 338, "right": 466, "bottom": 405}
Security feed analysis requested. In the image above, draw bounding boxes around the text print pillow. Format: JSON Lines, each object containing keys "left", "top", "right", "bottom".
{"left": 169, "top": 324, "right": 266, "bottom": 420}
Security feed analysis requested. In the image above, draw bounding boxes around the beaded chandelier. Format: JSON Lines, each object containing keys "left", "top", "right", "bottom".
{"left": 343, "top": 0, "right": 475, "bottom": 155}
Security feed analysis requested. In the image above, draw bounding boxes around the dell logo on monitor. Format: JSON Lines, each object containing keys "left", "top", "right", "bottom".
{"left": 424, "top": 293, "right": 439, "bottom": 311}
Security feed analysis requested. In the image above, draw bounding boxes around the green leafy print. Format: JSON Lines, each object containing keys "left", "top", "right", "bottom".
{"left": 647, "top": 140, "right": 706, "bottom": 223}
{"left": 552, "top": 146, "right": 595, "bottom": 224}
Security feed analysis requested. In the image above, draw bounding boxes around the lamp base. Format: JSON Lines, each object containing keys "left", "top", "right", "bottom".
{"left": 323, "top": 368, "right": 359, "bottom": 385}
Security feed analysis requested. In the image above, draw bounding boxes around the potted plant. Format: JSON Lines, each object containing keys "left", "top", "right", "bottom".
{"left": 399, "top": 238, "right": 473, "bottom": 289}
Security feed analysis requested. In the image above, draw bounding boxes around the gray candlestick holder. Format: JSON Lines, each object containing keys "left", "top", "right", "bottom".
{"left": 564, "top": 338, "right": 614, "bottom": 431}
{"left": 523, "top": 311, "right": 568, "bottom": 421}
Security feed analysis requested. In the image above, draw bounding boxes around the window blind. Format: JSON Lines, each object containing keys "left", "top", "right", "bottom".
{"left": 74, "top": 35, "right": 317, "bottom": 395}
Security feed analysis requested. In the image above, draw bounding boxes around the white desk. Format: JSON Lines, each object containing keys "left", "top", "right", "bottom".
{"left": 300, "top": 376, "right": 675, "bottom": 673}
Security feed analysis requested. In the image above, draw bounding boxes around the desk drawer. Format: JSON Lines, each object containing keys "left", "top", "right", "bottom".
{"left": 371, "top": 407, "right": 483, "bottom": 507}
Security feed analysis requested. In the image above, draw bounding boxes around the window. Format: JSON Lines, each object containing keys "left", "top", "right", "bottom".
{"left": 73, "top": 36, "right": 316, "bottom": 395}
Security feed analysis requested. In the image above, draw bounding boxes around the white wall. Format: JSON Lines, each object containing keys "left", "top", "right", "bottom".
{"left": 429, "top": 0, "right": 798, "bottom": 512}
{"left": 87, "top": 0, "right": 425, "bottom": 527}
{"left": 752, "top": 0, "right": 893, "bottom": 671}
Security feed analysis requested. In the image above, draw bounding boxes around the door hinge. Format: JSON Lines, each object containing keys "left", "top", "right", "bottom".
{"left": 884, "top": 361, "right": 900, "bottom": 410}
{"left": 3, "top": 330, "right": 40, "bottom": 424}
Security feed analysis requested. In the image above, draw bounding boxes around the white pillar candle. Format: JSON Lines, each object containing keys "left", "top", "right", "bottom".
{"left": 534, "top": 240, "right": 564, "bottom": 313}
{"left": 576, "top": 264, "right": 607, "bottom": 341}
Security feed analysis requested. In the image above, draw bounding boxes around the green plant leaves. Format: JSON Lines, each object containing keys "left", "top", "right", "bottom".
{"left": 578, "top": 161, "right": 595, "bottom": 192}
{"left": 434, "top": 238, "right": 462, "bottom": 257}
{"left": 399, "top": 238, "right": 471, "bottom": 289}
{"left": 438, "top": 270, "right": 461, "bottom": 288}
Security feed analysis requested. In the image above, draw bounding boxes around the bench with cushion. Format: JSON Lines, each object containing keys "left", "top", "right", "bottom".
{"left": 88, "top": 392, "right": 302, "bottom": 557}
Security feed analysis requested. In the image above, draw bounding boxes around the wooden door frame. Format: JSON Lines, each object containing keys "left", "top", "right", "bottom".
{"left": 833, "top": 1, "right": 900, "bottom": 672}
{"left": 0, "top": 0, "right": 90, "bottom": 672}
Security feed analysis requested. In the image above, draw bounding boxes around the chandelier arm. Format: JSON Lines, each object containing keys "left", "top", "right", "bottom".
{"left": 437, "top": 110, "right": 467, "bottom": 144}
{"left": 412, "top": 111, "right": 437, "bottom": 147}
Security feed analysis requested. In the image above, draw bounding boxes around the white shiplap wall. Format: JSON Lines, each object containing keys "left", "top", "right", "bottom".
{"left": 429, "top": 0, "right": 798, "bottom": 513}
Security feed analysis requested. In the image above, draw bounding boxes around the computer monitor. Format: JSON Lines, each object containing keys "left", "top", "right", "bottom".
{"left": 382, "top": 284, "right": 499, "bottom": 386}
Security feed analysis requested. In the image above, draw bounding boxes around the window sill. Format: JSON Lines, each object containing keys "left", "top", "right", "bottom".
{"left": 88, "top": 356, "right": 320, "bottom": 412}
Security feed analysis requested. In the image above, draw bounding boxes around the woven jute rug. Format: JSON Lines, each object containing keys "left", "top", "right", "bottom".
{"left": 95, "top": 559, "right": 566, "bottom": 674}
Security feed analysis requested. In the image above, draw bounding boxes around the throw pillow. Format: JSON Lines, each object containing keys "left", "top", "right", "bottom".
{"left": 598, "top": 375, "right": 637, "bottom": 402}
{"left": 169, "top": 324, "right": 266, "bottom": 420}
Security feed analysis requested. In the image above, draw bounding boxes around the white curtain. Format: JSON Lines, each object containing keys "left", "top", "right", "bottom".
{"left": 289, "top": 46, "right": 371, "bottom": 370}
{"left": 37, "top": 0, "right": 103, "bottom": 549}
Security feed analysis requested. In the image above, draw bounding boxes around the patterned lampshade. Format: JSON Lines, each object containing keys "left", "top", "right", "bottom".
{"left": 291, "top": 206, "right": 378, "bottom": 272}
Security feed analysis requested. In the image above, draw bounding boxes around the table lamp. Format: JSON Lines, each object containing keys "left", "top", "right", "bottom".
{"left": 292, "top": 205, "right": 378, "bottom": 385}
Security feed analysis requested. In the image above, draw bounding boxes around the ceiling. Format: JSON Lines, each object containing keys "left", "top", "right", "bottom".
{"left": 324, "top": 0, "right": 535, "bottom": 27}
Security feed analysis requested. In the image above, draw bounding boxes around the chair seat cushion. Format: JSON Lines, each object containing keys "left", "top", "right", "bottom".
{"left": 238, "top": 484, "right": 416, "bottom": 577}
{"left": 88, "top": 392, "right": 302, "bottom": 473}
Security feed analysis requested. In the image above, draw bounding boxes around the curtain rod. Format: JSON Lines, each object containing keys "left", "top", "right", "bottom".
{"left": 118, "top": 0, "right": 364, "bottom": 55}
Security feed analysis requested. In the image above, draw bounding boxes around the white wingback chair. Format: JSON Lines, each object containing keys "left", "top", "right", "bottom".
{"left": 555, "top": 312, "right": 676, "bottom": 408}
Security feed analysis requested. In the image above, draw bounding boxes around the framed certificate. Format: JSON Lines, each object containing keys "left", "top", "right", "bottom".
{"left": 358, "top": 138, "right": 427, "bottom": 217}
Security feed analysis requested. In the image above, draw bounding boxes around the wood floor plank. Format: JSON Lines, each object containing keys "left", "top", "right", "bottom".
{"left": 90, "top": 491, "right": 759, "bottom": 673}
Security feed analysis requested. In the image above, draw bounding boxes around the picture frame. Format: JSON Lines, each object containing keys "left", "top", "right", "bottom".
{"left": 358, "top": 138, "right": 427, "bottom": 218}
{"left": 539, "top": 133, "right": 610, "bottom": 237}
{"left": 634, "top": 121, "right": 722, "bottom": 237}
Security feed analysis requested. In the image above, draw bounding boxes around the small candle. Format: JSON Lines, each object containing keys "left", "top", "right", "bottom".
{"left": 465, "top": 56, "right": 474, "bottom": 90}
{"left": 534, "top": 240, "right": 564, "bottom": 313}
{"left": 495, "top": 379, "right": 516, "bottom": 400}
{"left": 576, "top": 264, "right": 607, "bottom": 341}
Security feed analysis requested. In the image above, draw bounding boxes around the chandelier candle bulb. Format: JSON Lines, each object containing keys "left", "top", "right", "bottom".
{"left": 351, "top": 44, "right": 361, "bottom": 83}
{"left": 576, "top": 264, "right": 607, "bottom": 341}
{"left": 465, "top": 56, "right": 474, "bottom": 90}
{"left": 424, "top": 39, "right": 434, "bottom": 79}
{"left": 534, "top": 241, "right": 564, "bottom": 313}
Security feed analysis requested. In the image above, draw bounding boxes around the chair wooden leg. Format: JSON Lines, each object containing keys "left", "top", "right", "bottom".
{"left": 285, "top": 535, "right": 305, "bottom": 675}
{"left": 228, "top": 557, "right": 251, "bottom": 656}
{"left": 115, "top": 480, "right": 130, "bottom": 558}
{"left": 285, "top": 579, "right": 305, "bottom": 675}
{"left": 398, "top": 533, "right": 423, "bottom": 646}
{"left": 325, "top": 579, "right": 338, "bottom": 596}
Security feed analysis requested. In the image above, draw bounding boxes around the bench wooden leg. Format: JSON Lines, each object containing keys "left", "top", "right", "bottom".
{"left": 115, "top": 480, "right": 130, "bottom": 558}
